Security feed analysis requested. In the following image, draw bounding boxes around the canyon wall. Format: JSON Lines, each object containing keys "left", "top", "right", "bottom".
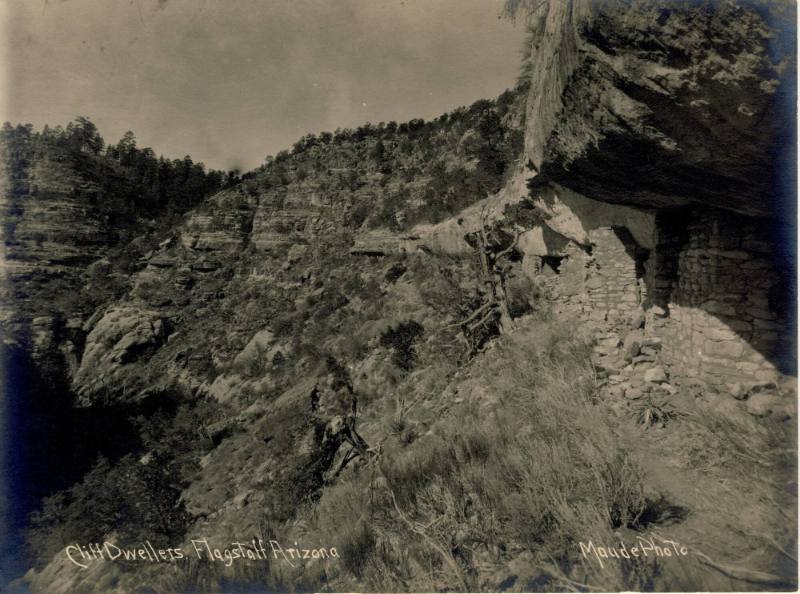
{"left": 511, "top": 0, "right": 796, "bottom": 393}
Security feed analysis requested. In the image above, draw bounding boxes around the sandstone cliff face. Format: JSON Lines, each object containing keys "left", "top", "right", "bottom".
{"left": 1, "top": 165, "right": 112, "bottom": 301}
{"left": 508, "top": 0, "right": 796, "bottom": 391}
{"left": 522, "top": 0, "right": 795, "bottom": 217}
{"left": 74, "top": 306, "right": 169, "bottom": 404}
{"left": 0, "top": 168, "right": 118, "bottom": 368}
{"left": 11, "top": 7, "right": 798, "bottom": 591}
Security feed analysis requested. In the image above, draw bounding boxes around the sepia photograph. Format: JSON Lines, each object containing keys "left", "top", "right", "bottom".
{"left": 0, "top": 0, "right": 797, "bottom": 592}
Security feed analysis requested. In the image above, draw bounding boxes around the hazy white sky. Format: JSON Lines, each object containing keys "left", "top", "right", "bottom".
{"left": 1, "top": 0, "right": 525, "bottom": 172}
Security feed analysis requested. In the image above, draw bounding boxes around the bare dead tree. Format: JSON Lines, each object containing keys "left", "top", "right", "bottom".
{"left": 454, "top": 206, "right": 522, "bottom": 356}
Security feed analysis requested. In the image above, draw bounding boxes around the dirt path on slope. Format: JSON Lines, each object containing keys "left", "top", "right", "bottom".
{"left": 592, "top": 333, "right": 798, "bottom": 591}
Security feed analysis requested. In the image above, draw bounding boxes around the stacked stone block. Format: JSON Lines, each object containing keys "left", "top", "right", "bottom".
{"left": 656, "top": 208, "right": 793, "bottom": 389}
{"left": 582, "top": 227, "right": 646, "bottom": 322}
{"left": 523, "top": 199, "right": 793, "bottom": 393}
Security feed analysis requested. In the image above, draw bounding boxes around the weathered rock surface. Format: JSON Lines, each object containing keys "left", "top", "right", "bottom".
{"left": 508, "top": 0, "right": 795, "bottom": 394}
{"left": 350, "top": 230, "right": 422, "bottom": 256}
{"left": 74, "top": 306, "right": 168, "bottom": 402}
{"left": 0, "top": 176, "right": 117, "bottom": 357}
{"left": 181, "top": 196, "right": 254, "bottom": 252}
{"left": 644, "top": 366, "right": 667, "bottom": 384}
{"left": 231, "top": 329, "right": 276, "bottom": 369}
{"left": 523, "top": 0, "right": 795, "bottom": 217}
{"left": 10, "top": 5, "right": 798, "bottom": 592}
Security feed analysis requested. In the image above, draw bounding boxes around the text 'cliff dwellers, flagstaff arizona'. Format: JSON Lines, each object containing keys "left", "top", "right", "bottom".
{"left": 1, "top": 0, "right": 796, "bottom": 592}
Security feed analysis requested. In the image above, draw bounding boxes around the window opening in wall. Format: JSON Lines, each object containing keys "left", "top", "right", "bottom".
{"left": 634, "top": 246, "right": 650, "bottom": 280}
{"left": 507, "top": 248, "right": 523, "bottom": 263}
{"left": 611, "top": 226, "right": 651, "bottom": 306}
{"left": 541, "top": 255, "right": 564, "bottom": 275}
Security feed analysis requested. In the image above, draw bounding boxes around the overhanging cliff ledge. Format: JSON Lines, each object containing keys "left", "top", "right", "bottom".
{"left": 509, "top": 0, "right": 797, "bottom": 388}
{"left": 520, "top": 0, "right": 795, "bottom": 217}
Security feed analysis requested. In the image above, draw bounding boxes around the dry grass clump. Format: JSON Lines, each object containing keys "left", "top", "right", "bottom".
{"left": 155, "top": 556, "right": 322, "bottom": 594}
{"left": 633, "top": 395, "right": 683, "bottom": 428}
{"left": 668, "top": 397, "right": 797, "bottom": 587}
{"left": 308, "top": 321, "right": 659, "bottom": 591}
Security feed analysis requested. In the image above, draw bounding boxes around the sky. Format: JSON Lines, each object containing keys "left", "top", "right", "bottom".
{"left": 0, "top": 0, "right": 525, "bottom": 172}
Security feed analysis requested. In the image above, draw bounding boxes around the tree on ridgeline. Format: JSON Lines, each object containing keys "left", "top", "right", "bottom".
{"left": 0, "top": 117, "right": 235, "bottom": 226}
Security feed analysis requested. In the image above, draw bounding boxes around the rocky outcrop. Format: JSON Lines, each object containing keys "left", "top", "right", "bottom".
{"left": 510, "top": 0, "right": 796, "bottom": 393}
{"left": 413, "top": 167, "right": 531, "bottom": 255}
{"left": 0, "top": 181, "right": 116, "bottom": 349}
{"left": 3, "top": 194, "right": 112, "bottom": 269}
{"left": 74, "top": 306, "right": 169, "bottom": 403}
{"left": 231, "top": 328, "right": 278, "bottom": 369}
{"left": 250, "top": 188, "right": 344, "bottom": 251}
{"left": 350, "top": 230, "right": 422, "bottom": 256}
{"left": 181, "top": 209, "right": 253, "bottom": 252}
{"left": 251, "top": 205, "right": 316, "bottom": 249}
{"left": 9, "top": 9, "right": 796, "bottom": 591}
{"left": 523, "top": 0, "right": 795, "bottom": 217}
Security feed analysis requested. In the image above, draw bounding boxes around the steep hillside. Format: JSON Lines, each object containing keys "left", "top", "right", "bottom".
{"left": 6, "top": 1, "right": 798, "bottom": 592}
{"left": 8, "top": 87, "right": 535, "bottom": 592}
{"left": 0, "top": 119, "right": 233, "bottom": 587}
{"left": 0, "top": 120, "right": 232, "bottom": 360}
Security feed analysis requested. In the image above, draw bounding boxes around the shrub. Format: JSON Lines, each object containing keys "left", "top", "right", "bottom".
{"left": 338, "top": 520, "right": 376, "bottom": 578}
{"left": 134, "top": 398, "right": 219, "bottom": 485}
{"left": 379, "top": 320, "right": 424, "bottom": 371}
{"left": 506, "top": 271, "right": 535, "bottom": 318}
{"left": 350, "top": 202, "right": 370, "bottom": 228}
{"left": 308, "top": 322, "right": 659, "bottom": 592}
{"left": 28, "top": 453, "right": 190, "bottom": 565}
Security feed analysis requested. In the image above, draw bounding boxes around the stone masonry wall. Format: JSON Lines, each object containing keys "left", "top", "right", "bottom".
{"left": 526, "top": 225, "right": 649, "bottom": 323}
{"left": 522, "top": 200, "right": 794, "bottom": 391}
{"left": 533, "top": 241, "right": 590, "bottom": 318}
{"left": 653, "top": 208, "right": 794, "bottom": 389}
{"left": 583, "top": 227, "right": 648, "bottom": 323}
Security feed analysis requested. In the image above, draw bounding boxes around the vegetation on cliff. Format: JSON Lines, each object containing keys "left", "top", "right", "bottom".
{"left": 4, "top": 3, "right": 796, "bottom": 588}
{"left": 236, "top": 85, "right": 525, "bottom": 232}
{"left": 7, "top": 85, "right": 532, "bottom": 590}
{"left": 0, "top": 118, "right": 238, "bottom": 328}
{"left": 1, "top": 118, "right": 234, "bottom": 234}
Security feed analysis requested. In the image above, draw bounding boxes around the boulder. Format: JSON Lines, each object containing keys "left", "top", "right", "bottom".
{"left": 661, "top": 383, "right": 679, "bottom": 396}
{"left": 745, "top": 392, "right": 783, "bottom": 418}
{"left": 727, "top": 382, "right": 746, "bottom": 400}
{"left": 79, "top": 307, "right": 168, "bottom": 367}
{"left": 625, "top": 387, "right": 644, "bottom": 400}
{"left": 632, "top": 354, "right": 655, "bottom": 365}
{"left": 641, "top": 337, "right": 663, "bottom": 350}
{"left": 622, "top": 329, "right": 643, "bottom": 362}
{"left": 204, "top": 374, "right": 243, "bottom": 403}
{"left": 607, "top": 385, "right": 625, "bottom": 399}
{"left": 74, "top": 306, "right": 169, "bottom": 401}
{"left": 232, "top": 329, "right": 275, "bottom": 369}
{"left": 650, "top": 306, "right": 668, "bottom": 318}
{"left": 640, "top": 346, "right": 661, "bottom": 357}
{"left": 644, "top": 367, "right": 668, "bottom": 384}
{"left": 624, "top": 342, "right": 641, "bottom": 361}
{"left": 596, "top": 334, "right": 621, "bottom": 349}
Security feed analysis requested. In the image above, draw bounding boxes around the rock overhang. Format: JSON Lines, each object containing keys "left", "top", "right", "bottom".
{"left": 524, "top": 0, "right": 796, "bottom": 219}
